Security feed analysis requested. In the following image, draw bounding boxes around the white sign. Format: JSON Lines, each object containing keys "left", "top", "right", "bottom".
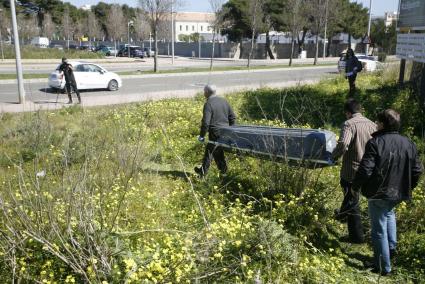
{"left": 396, "top": 33, "right": 425, "bottom": 63}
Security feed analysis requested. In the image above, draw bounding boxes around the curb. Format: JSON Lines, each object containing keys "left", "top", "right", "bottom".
{"left": 0, "top": 79, "right": 319, "bottom": 113}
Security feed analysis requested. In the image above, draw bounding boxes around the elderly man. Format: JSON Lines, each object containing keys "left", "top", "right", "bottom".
{"left": 194, "top": 85, "right": 236, "bottom": 177}
{"left": 353, "top": 109, "right": 423, "bottom": 276}
{"left": 332, "top": 98, "right": 376, "bottom": 243}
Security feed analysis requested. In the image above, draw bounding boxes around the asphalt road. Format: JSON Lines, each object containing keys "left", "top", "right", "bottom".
{"left": 0, "top": 57, "right": 338, "bottom": 74}
{"left": 0, "top": 66, "right": 337, "bottom": 104}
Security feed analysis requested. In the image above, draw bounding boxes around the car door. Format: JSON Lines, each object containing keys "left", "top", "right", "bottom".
{"left": 73, "top": 64, "right": 87, "bottom": 89}
{"left": 86, "top": 64, "right": 107, "bottom": 88}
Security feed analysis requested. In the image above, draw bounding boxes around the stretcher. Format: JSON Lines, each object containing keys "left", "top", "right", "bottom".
{"left": 208, "top": 125, "right": 337, "bottom": 167}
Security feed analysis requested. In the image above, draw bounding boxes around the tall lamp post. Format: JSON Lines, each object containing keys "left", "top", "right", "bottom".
{"left": 0, "top": 9, "right": 4, "bottom": 61}
{"left": 128, "top": 20, "right": 133, "bottom": 58}
{"left": 171, "top": 0, "right": 175, "bottom": 64}
{"left": 10, "top": 0, "right": 25, "bottom": 103}
{"left": 366, "top": 0, "right": 373, "bottom": 55}
{"left": 323, "top": 0, "right": 329, "bottom": 60}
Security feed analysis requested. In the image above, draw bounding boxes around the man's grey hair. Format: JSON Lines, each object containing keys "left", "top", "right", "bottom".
{"left": 204, "top": 84, "right": 217, "bottom": 96}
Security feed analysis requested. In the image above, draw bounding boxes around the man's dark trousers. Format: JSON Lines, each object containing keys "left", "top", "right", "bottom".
{"left": 339, "top": 179, "right": 364, "bottom": 243}
{"left": 348, "top": 74, "right": 357, "bottom": 95}
{"left": 201, "top": 143, "right": 227, "bottom": 175}
{"left": 65, "top": 80, "right": 81, "bottom": 102}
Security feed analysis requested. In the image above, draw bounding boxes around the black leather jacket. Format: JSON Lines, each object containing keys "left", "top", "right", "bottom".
{"left": 352, "top": 130, "right": 423, "bottom": 200}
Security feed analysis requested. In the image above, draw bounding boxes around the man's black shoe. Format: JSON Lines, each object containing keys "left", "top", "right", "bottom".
{"left": 194, "top": 166, "right": 205, "bottom": 177}
{"left": 371, "top": 267, "right": 391, "bottom": 276}
{"left": 339, "top": 235, "right": 365, "bottom": 244}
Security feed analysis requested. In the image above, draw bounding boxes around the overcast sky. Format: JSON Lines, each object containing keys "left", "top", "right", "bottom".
{"left": 69, "top": 0, "right": 400, "bottom": 16}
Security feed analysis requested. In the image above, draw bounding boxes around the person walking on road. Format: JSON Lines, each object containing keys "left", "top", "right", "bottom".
{"left": 345, "top": 49, "right": 362, "bottom": 96}
{"left": 332, "top": 99, "right": 376, "bottom": 244}
{"left": 353, "top": 109, "right": 423, "bottom": 276}
{"left": 194, "top": 85, "right": 236, "bottom": 177}
{"left": 59, "top": 57, "right": 81, "bottom": 104}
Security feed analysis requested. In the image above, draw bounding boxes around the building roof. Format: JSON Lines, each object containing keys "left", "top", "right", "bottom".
{"left": 174, "top": 12, "right": 215, "bottom": 22}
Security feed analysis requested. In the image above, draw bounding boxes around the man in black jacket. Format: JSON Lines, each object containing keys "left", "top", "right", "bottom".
{"left": 59, "top": 57, "right": 81, "bottom": 104}
{"left": 345, "top": 49, "right": 362, "bottom": 96}
{"left": 194, "top": 85, "right": 236, "bottom": 177}
{"left": 352, "top": 109, "right": 423, "bottom": 275}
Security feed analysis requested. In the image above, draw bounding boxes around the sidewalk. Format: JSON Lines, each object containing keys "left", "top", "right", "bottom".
{"left": 0, "top": 79, "right": 319, "bottom": 113}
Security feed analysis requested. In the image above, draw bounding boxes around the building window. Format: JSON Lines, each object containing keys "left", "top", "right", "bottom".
{"left": 186, "top": 25, "right": 188, "bottom": 31}
{"left": 192, "top": 25, "right": 195, "bottom": 31}
{"left": 207, "top": 26, "right": 211, "bottom": 32}
{"left": 201, "top": 26, "right": 203, "bottom": 32}
{"left": 180, "top": 25, "right": 182, "bottom": 31}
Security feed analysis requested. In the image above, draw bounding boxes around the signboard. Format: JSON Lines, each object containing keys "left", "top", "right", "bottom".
{"left": 398, "top": 0, "right": 425, "bottom": 30}
{"left": 396, "top": 33, "right": 425, "bottom": 63}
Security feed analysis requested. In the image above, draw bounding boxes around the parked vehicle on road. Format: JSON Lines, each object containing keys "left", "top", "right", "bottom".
{"left": 49, "top": 44, "right": 64, "bottom": 50}
{"left": 48, "top": 61, "right": 122, "bottom": 91}
{"left": 143, "top": 47, "right": 155, "bottom": 57}
{"left": 97, "top": 46, "right": 118, "bottom": 56}
{"left": 117, "top": 46, "right": 144, "bottom": 58}
{"left": 338, "top": 52, "right": 381, "bottom": 73}
{"left": 30, "top": 37, "right": 49, "bottom": 48}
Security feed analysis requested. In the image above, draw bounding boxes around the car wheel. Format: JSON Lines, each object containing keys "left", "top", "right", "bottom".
{"left": 108, "top": 80, "right": 119, "bottom": 91}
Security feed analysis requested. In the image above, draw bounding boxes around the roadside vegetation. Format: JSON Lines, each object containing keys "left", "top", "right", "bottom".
{"left": 0, "top": 66, "right": 424, "bottom": 283}
{"left": 0, "top": 46, "right": 104, "bottom": 60}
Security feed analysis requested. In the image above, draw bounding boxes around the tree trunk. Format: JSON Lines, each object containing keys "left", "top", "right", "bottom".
{"left": 154, "top": 28, "right": 158, "bottom": 72}
{"left": 239, "top": 39, "right": 244, "bottom": 59}
{"left": 314, "top": 33, "right": 319, "bottom": 65}
{"left": 209, "top": 30, "right": 216, "bottom": 71}
{"left": 348, "top": 34, "right": 352, "bottom": 47}
{"left": 265, "top": 30, "right": 275, "bottom": 59}
{"left": 326, "top": 36, "right": 331, "bottom": 57}
{"left": 297, "top": 28, "right": 307, "bottom": 54}
{"left": 248, "top": 28, "right": 255, "bottom": 68}
{"left": 289, "top": 35, "right": 295, "bottom": 66}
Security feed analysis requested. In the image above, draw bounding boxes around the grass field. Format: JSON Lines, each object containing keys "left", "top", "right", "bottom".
{"left": 0, "top": 66, "right": 424, "bottom": 283}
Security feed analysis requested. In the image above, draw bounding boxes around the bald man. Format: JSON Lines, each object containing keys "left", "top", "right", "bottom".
{"left": 195, "top": 85, "right": 236, "bottom": 177}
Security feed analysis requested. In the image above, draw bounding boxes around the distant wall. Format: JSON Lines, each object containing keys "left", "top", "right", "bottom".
{"left": 46, "top": 40, "right": 356, "bottom": 59}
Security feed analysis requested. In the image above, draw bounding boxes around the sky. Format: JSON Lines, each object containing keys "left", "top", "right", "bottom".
{"left": 69, "top": 0, "right": 400, "bottom": 16}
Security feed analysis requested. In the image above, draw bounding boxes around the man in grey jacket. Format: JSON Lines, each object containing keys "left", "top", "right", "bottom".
{"left": 195, "top": 85, "right": 236, "bottom": 177}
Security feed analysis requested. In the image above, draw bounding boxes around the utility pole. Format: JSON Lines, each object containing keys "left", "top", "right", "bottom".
{"left": 322, "top": 0, "right": 329, "bottom": 60}
{"left": 171, "top": 0, "right": 175, "bottom": 64}
{"left": 0, "top": 9, "right": 4, "bottom": 61}
{"left": 128, "top": 20, "right": 133, "bottom": 58}
{"left": 366, "top": 0, "right": 373, "bottom": 55}
{"left": 10, "top": 0, "right": 25, "bottom": 103}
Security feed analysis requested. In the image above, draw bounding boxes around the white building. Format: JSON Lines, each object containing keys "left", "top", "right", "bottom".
{"left": 80, "top": 4, "right": 91, "bottom": 11}
{"left": 384, "top": 11, "right": 398, "bottom": 27}
{"left": 173, "top": 12, "right": 216, "bottom": 42}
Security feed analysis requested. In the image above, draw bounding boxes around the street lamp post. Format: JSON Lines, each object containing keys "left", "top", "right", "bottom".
{"left": 10, "top": 0, "right": 25, "bottom": 103}
{"left": 366, "top": 0, "right": 373, "bottom": 55}
{"left": 0, "top": 9, "right": 4, "bottom": 61}
{"left": 323, "top": 0, "right": 329, "bottom": 60}
{"left": 171, "top": 0, "right": 175, "bottom": 64}
{"left": 128, "top": 20, "right": 133, "bottom": 58}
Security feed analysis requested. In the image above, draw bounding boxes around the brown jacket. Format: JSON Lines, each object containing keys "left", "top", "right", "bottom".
{"left": 332, "top": 113, "right": 376, "bottom": 182}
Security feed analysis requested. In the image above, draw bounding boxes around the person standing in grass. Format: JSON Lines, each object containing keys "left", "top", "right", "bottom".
{"left": 352, "top": 109, "right": 423, "bottom": 276}
{"left": 59, "top": 57, "right": 81, "bottom": 104}
{"left": 195, "top": 85, "right": 236, "bottom": 177}
{"left": 345, "top": 48, "right": 362, "bottom": 96}
{"left": 332, "top": 99, "right": 376, "bottom": 244}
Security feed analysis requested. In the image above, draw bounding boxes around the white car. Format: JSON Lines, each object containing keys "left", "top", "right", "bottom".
{"left": 338, "top": 53, "right": 381, "bottom": 74}
{"left": 48, "top": 61, "right": 122, "bottom": 91}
